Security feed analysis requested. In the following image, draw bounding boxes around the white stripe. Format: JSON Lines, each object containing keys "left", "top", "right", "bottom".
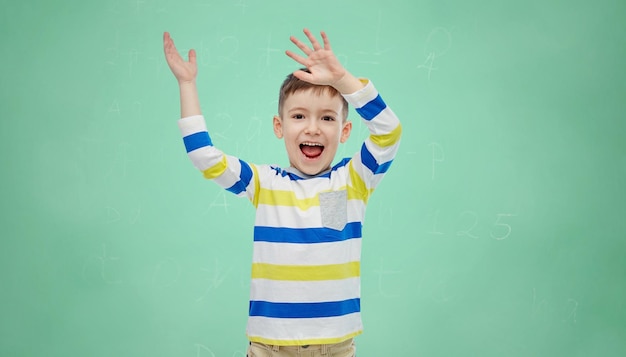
{"left": 262, "top": 171, "right": 350, "bottom": 197}
{"left": 212, "top": 155, "right": 242, "bottom": 189}
{"left": 342, "top": 80, "right": 377, "bottom": 108}
{"left": 178, "top": 115, "right": 207, "bottom": 136}
{"left": 250, "top": 277, "right": 360, "bottom": 303}
{"left": 365, "top": 107, "right": 401, "bottom": 135}
{"left": 255, "top": 200, "right": 366, "bottom": 228}
{"left": 246, "top": 313, "right": 362, "bottom": 342}
{"left": 252, "top": 239, "right": 362, "bottom": 265}
{"left": 187, "top": 146, "right": 223, "bottom": 171}
{"left": 364, "top": 137, "right": 401, "bottom": 164}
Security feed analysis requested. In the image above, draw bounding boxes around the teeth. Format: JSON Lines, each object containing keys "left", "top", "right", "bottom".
{"left": 301, "top": 142, "right": 323, "bottom": 146}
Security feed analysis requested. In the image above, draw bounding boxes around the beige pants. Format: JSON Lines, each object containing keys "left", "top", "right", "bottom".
{"left": 247, "top": 338, "right": 355, "bottom": 357}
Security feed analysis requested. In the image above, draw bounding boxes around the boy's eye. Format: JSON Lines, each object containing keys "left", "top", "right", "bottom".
{"left": 322, "top": 116, "right": 335, "bottom": 121}
{"left": 292, "top": 114, "right": 304, "bottom": 119}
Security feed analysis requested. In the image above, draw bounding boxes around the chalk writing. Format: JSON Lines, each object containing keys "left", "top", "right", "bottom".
{"left": 429, "top": 142, "right": 445, "bottom": 180}
{"left": 82, "top": 243, "right": 122, "bottom": 284}
{"left": 356, "top": 11, "right": 392, "bottom": 64}
{"left": 418, "top": 27, "right": 454, "bottom": 80}
{"left": 427, "top": 209, "right": 445, "bottom": 236}
{"left": 204, "top": 190, "right": 231, "bottom": 214}
{"left": 257, "top": 33, "right": 282, "bottom": 77}
{"left": 105, "top": 205, "right": 141, "bottom": 224}
{"left": 563, "top": 298, "right": 579, "bottom": 324}
{"left": 532, "top": 288, "right": 580, "bottom": 324}
{"left": 456, "top": 210, "right": 479, "bottom": 239}
{"left": 195, "top": 344, "right": 216, "bottom": 357}
{"left": 374, "top": 258, "right": 403, "bottom": 298}
{"left": 233, "top": 0, "right": 249, "bottom": 14}
{"left": 426, "top": 210, "right": 516, "bottom": 240}
{"left": 490, "top": 213, "right": 516, "bottom": 240}
{"left": 196, "top": 259, "right": 231, "bottom": 302}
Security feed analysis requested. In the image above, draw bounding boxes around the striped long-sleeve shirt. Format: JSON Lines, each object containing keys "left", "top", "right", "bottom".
{"left": 178, "top": 80, "right": 402, "bottom": 346}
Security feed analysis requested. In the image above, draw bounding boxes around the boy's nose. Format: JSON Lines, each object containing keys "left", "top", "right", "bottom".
{"left": 305, "top": 119, "right": 320, "bottom": 135}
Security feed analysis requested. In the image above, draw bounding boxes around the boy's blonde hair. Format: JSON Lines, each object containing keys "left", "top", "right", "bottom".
{"left": 278, "top": 69, "right": 349, "bottom": 121}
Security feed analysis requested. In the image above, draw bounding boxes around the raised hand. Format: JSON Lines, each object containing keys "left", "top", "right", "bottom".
{"left": 286, "top": 29, "right": 363, "bottom": 94}
{"left": 163, "top": 32, "right": 197, "bottom": 84}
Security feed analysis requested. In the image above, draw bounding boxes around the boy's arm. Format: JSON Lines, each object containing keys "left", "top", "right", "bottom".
{"left": 285, "top": 28, "right": 363, "bottom": 95}
{"left": 163, "top": 32, "right": 201, "bottom": 118}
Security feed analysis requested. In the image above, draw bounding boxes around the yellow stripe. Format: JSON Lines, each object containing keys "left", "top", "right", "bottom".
{"left": 347, "top": 161, "right": 373, "bottom": 203}
{"left": 251, "top": 164, "right": 260, "bottom": 208}
{"left": 251, "top": 262, "right": 360, "bottom": 281}
{"left": 249, "top": 331, "right": 362, "bottom": 346}
{"left": 257, "top": 188, "right": 319, "bottom": 210}
{"left": 202, "top": 155, "right": 228, "bottom": 179}
{"left": 370, "top": 123, "right": 402, "bottom": 147}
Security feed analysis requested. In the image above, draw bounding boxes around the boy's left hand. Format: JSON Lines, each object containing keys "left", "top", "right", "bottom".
{"left": 286, "top": 29, "right": 363, "bottom": 94}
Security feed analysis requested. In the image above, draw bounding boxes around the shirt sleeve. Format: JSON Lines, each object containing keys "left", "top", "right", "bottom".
{"left": 342, "top": 79, "right": 402, "bottom": 200}
{"left": 178, "top": 115, "right": 258, "bottom": 202}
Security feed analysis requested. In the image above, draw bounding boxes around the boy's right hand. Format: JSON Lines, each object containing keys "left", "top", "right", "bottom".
{"left": 163, "top": 32, "right": 197, "bottom": 84}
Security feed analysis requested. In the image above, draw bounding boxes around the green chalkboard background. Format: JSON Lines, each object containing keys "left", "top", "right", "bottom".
{"left": 2, "top": 0, "right": 625, "bottom": 356}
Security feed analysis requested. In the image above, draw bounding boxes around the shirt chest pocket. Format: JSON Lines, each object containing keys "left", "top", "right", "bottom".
{"left": 319, "top": 190, "right": 348, "bottom": 231}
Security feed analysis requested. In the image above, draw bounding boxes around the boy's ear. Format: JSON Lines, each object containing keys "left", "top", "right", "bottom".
{"left": 340, "top": 120, "right": 352, "bottom": 143}
{"left": 273, "top": 115, "right": 283, "bottom": 139}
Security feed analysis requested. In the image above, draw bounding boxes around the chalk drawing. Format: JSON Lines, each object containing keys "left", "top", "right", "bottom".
{"left": 429, "top": 142, "right": 445, "bottom": 180}
{"left": 195, "top": 344, "right": 216, "bottom": 357}
{"left": 563, "top": 298, "right": 579, "bottom": 324}
{"left": 82, "top": 243, "right": 122, "bottom": 284}
{"left": 356, "top": 11, "right": 392, "bottom": 64}
{"left": 374, "top": 258, "right": 403, "bottom": 298}
{"left": 105, "top": 31, "right": 119, "bottom": 66}
{"left": 203, "top": 190, "right": 231, "bottom": 214}
{"left": 209, "top": 112, "right": 234, "bottom": 142}
{"left": 105, "top": 205, "right": 141, "bottom": 224}
{"left": 427, "top": 209, "right": 445, "bottom": 236}
{"left": 132, "top": 0, "right": 146, "bottom": 13}
{"left": 123, "top": 48, "right": 141, "bottom": 78}
{"left": 257, "top": 33, "right": 282, "bottom": 77}
{"left": 196, "top": 259, "right": 231, "bottom": 302}
{"left": 418, "top": 27, "right": 454, "bottom": 80}
{"left": 233, "top": 0, "right": 249, "bottom": 14}
{"left": 490, "top": 213, "right": 516, "bottom": 240}
{"left": 109, "top": 99, "right": 121, "bottom": 114}
{"left": 457, "top": 210, "right": 479, "bottom": 239}
{"left": 103, "top": 142, "right": 133, "bottom": 180}
{"left": 106, "top": 206, "right": 121, "bottom": 223}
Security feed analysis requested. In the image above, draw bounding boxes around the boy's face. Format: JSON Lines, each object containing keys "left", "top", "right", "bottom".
{"left": 273, "top": 88, "right": 352, "bottom": 176}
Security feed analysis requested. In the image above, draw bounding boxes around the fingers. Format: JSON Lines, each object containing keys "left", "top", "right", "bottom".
{"left": 285, "top": 49, "right": 308, "bottom": 66}
{"left": 188, "top": 49, "right": 197, "bottom": 65}
{"left": 302, "top": 28, "right": 322, "bottom": 51}
{"left": 289, "top": 35, "right": 312, "bottom": 56}
{"left": 163, "top": 32, "right": 178, "bottom": 57}
{"left": 289, "top": 29, "right": 330, "bottom": 55}
{"left": 292, "top": 69, "right": 314, "bottom": 83}
{"left": 320, "top": 31, "right": 331, "bottom": 50}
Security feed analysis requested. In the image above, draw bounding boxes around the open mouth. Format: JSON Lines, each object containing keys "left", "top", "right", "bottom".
{"left": 300, "top": 142, "right": 324, "bottom": 159}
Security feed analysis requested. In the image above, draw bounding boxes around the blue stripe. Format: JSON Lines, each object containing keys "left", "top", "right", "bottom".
{"left": 254, "top": 222, "right": 362, "bottom": 243}
{"left": 271, "top": 158, "right": 351, "bottom": 181}
{"left": 360, "top": 144, "right": 393, "bottom": 175}
{"left": 183, "top": 131, "right": 212, "bottom": 153}
{"left": 226, "top": 159, "right": 253, "bottom": 195}
{"left": 249, "top": 298, "right": 360, "bottom": 318}
{"left": 355, "top": 94, "right": 386, "bottom": 121}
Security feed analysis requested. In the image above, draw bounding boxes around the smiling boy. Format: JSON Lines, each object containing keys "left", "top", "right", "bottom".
{"left": 164, "top": 29, "right": 402, "bottom": 356}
